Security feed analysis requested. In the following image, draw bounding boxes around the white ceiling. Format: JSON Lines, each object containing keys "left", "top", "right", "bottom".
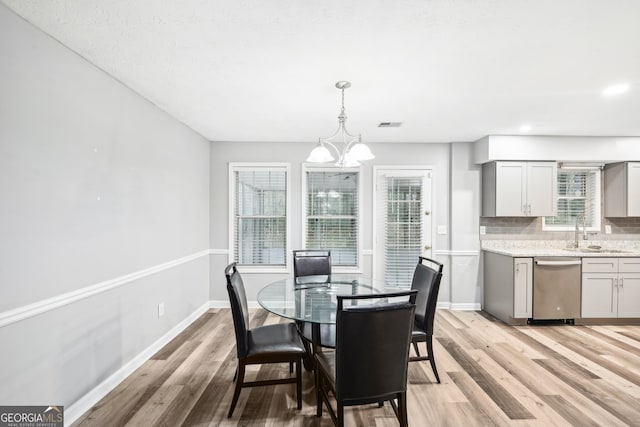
{"left": 3, "top": 0, "right": 640, "bottom": 143}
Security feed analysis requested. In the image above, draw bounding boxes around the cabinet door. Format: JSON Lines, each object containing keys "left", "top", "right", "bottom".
{"left": 513, "top": 258, "right": 533, "bottom": 318}
{"left": 627, "top": 163, "right": 640, "bottom": 216}
{"left": 581, "top": 273, "right": 617, "bottom": 317}
{"left": 617, "top": 273, "right": 640, "bottom": 317}
{"left": 527, "top": 162, "right": 557, "bottom": 216}
{"left": 495, "top": 162, "right": 527, "bottom": 216}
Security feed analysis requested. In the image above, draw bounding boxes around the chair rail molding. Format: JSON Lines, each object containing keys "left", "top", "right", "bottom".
{"left": 0, "top": 249, "right": 210, "bottom": 328}
{"left": 434, "top": 249, "right": 480, "bottom": 257}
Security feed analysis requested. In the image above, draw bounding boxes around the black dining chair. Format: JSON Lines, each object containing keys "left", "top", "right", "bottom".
{"left": 224, "top": 262, "right": 306, "bottom": 418}
{"left": 409, "top": 256, "right": 444, "bottom": 383}
{"left": 293, "top": 249, "right": 332, "bottom": 280}
{"left": 292, "top": 250, "right": 336, "bottom": 349}
{"left": 315, "top": 290, "right": 417, "bottom": 427}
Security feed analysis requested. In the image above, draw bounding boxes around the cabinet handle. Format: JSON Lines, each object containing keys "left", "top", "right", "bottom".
{"left": 620, "top": 277, "right": 624, "bottom": 288}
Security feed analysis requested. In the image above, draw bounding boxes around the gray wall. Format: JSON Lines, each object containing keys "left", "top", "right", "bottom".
{"left": 209, "top": 140, "right": 483, "bottom": 309}
{"left": 0, "top": 3, "right": 210, "bottom": 410}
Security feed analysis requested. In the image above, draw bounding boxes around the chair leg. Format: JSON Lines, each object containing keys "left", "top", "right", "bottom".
{"left": 427, "top": 336, "right": 440, "bottom": 383}
{"left": 233, "top": 365, "right": 238, "bottom": 382}
{"left": 397, "top": 392, "right": 408, "bottom": 427}
{"left": 296, "top": 357, "right": 302, "bottom": 410}
{"left": 337, "top": 404, "right": 344, "bottom": 427}
{"left": 290, "top": 361, "right": 294, "bottom": 373}
{"left": 412, "top": 341, "right": 421, "bottom": 357}
{"left": 228, "top": 361, "right": 245, "bottom": 418}
{"left": 316, "top": 363, "right": 323, "bottom": 417}
{"left": 302, "top": 339, "right": 313, "bottom": 371}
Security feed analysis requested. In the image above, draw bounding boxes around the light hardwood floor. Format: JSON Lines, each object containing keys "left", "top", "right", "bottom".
{"left": 72, "top": 309, "right": 640, "bottom": 426}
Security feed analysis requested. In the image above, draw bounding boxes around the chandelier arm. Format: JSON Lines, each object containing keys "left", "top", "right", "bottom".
{"left": 320, "top": 139, "right": 340, "bottom": 158}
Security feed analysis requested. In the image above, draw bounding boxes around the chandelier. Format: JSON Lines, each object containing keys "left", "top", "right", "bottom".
{"left": 307, "top": 81, "right": 374, "bottom": 168}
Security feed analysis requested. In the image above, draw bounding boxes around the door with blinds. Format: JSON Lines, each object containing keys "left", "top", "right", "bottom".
{"left": 374, "top": 168, "right": 432, "bottom": 286}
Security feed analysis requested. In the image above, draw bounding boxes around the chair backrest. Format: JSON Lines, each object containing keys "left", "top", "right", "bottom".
{"left": 334, "top": 290, "right": 417, "bottom": 404}
{"left": 292, "top": 250, "right": 331, "bottom": 278}
{"left": 410, "top": 256, "right": 443, "bottom": 334}
{"left": 225, "top": 262, "right": 250, "bottom": 358}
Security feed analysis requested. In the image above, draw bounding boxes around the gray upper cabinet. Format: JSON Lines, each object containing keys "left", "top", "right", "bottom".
{"left": 482, "top": 161, "right": 557, "bottom": 217}
{"left": 604, "top": 162, "right": 640, "bottom": 217}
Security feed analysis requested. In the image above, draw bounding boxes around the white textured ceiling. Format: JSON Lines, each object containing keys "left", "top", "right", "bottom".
{"left": 3, "top": 0, "right": 640, "bottom": 143}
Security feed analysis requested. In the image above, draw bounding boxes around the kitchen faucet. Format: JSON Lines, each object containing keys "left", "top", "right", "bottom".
{"left": 572, "top": 214, "right": 587, "bottom": 248}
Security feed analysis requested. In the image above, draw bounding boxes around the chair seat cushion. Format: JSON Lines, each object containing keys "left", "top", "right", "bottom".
{"left": 300, "top": 322, "right": 336, "bottom": 348}
{"left": 315, "top": 350, "right": 336, "bottom": 384}
{"left": 247, "top": 323, "right": 306, "bottom": 358}
{"left": 412, "top": 323, "right": 428, "bottom": 342}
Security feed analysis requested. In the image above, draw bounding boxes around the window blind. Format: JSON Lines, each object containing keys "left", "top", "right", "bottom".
{"left": 234, "top": 169, "right": 287, "bottom": 265}
{"left": 305, "top": 171, "right": 358, "bottom": 266}
{"left": 383, "top": 177, "right": 423, "bottom": 287}
{"left": 544, "top": 169, "right": 600, "bottom": 229}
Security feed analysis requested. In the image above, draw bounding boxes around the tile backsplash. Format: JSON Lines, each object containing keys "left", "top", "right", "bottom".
{"left": 480, "top": 217, "right": 640, "bottom": 241}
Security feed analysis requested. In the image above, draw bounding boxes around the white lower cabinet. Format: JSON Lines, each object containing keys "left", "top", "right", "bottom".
{"left": 513, "top": 258, "right": 533, "bottom": 318}
{"left": 582, "top": 258, "right": 640, "bottom": 318}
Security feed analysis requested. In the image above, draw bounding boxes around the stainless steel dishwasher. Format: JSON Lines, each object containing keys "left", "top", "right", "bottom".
{"left": 533, "top": 257, "right": 581, "bottom": 322}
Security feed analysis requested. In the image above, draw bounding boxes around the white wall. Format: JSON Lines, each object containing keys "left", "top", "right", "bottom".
{"left": 0, "top": 3, "right": 210, "bottom": 418}
{"left": 449, "top": 142, "right": 483, "bottom": 308}
{"left": 209, "top": 141, "right": 483, "bottom": 310}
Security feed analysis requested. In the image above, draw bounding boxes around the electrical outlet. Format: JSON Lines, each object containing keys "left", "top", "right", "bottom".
{"left": 480, "top": 226, "right": 486, "bottom": 235}
{"left": 158, "top": 303, "right": 165, "bottom": 318}
{"left": 605, "top": 225, "right": 612, "bottom": 235}
{"left": 437, "top": 225, "right": 447, "bottom": 235}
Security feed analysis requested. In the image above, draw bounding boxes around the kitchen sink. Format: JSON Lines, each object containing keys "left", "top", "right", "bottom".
{"left": 563, "top": 246, "right": 630, "bottom": 254}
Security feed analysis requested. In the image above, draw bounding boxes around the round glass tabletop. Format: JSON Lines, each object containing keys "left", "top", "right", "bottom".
{"left": 257, "top": 275, "right": 396, "bottom": 324}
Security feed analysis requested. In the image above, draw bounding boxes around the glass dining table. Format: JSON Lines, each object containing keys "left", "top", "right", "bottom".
{"left": 257, "top": 275, "right": 402, "bottom": 367}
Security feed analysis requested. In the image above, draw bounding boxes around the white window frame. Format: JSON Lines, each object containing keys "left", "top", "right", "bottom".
{"left": 542, "top": 167, "right": 601, "bottom": 232}
{"left": 302, "top": 164, "right": 363, "bottom": 273}
{"left": 228, "top": 163, "right": 291, "bottom": 273}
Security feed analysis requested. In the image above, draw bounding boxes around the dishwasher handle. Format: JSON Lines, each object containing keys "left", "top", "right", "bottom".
{"left": 535, "top": 260, "right": 582, "bottom": 266}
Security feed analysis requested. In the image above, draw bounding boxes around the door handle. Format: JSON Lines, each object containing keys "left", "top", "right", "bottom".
{"left": 535, "top": 260, "right": 582, "bottom": 266}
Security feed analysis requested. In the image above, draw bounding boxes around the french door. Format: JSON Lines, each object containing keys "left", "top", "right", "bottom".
{"left": 374, "top": 168, "right": 432, "bottom": 286}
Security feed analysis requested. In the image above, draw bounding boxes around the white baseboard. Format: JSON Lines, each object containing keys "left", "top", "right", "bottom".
{"left": 64, "top": 302, "right": 210, "bottom": 426}
{"left": 449, "top": 302, "right": 482, "bottom": 311}
{"left": 210, "top": 300, "right": 230, "bottom": 308}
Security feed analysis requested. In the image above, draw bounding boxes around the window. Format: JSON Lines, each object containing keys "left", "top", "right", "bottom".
{"left": 384, "top": 176, "right": 425, "bottom": 286}
{"left": 374, "top": 168, "right": 432, "bottom": 286}
{"left": 303, "top": 168, "right": 360, "bottom": 268}
{"left": 543, "top": 167, "right": 601, "bottom": 231}
{"left": 230, "top": 164, "right": 289, "bottom": 270}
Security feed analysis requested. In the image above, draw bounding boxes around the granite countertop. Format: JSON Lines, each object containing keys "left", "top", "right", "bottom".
{"left": 481, "top": 240, "right": 640, "bottom": 257}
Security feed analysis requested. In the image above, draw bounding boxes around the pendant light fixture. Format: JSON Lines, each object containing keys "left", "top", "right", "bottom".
{"left": 307, "top": 81, "right": 374, "bottom": 167}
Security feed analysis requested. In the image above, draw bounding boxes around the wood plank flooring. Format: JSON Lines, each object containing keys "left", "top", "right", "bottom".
{"left": 72, "top": 309, "right": 640, "bottom": 426}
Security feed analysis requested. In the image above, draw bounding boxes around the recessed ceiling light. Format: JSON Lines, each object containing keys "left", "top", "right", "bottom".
{"left": 519, "top": 124, "right": 532, "bottom": 132}
{"left": 602, "top": 83, "right": 630, "bottom": 96}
